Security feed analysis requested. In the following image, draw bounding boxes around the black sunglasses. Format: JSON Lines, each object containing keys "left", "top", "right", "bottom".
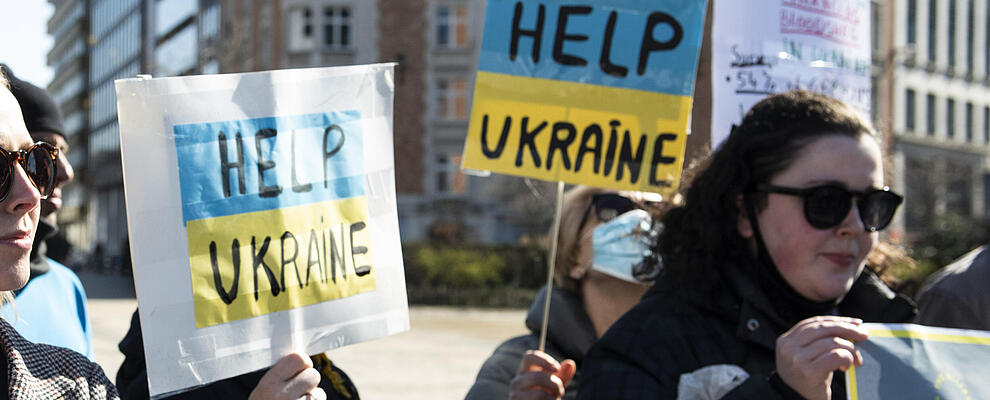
{"left": 757, "top": 184, "right": 903, "bottom": 232}
{"left": 577, "top": 193, "right": 640, "bottom": 233}
{"left": 0, "top": 142, "right": 58, "bottom": 203}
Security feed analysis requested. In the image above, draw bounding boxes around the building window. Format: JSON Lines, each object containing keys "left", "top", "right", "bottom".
{"left": 436, "top": 78, "right": 468, "bottom": 120}
{"left": 907, "top": 0, "right": 917, "bottom": 45}
{"left": 323, "top": 6, "right": 352, "bottom": 50}
{"left": 947, "top": 98, "right": 956, "bottom": 139}
{"left": 435, "top": 154, "right": 466, "bottom": 194}
{"left": 928, "top": 0, "right": 937, "bottom": 63}
{"left": 986, "top": 6, "right": 990, "bottom": 77}
{"left": 966, "top": 102, "right": 974, "bottom": 142}
{"left": 984, "top": 106, "right": 989, "bottom": 144}
{"left": 289, "top": 7, "right": 314, "bottom": 52}
{"left": 966, "top": 0, "right": 974, "bottom": 74}
{"left": 436, "top": 4, "right": 469, "bottom": 49}
{"left": 927, "top": 93, "right": 936, "bottom": 136}
{"left": 905, "top": 89, "right": 916, "bottom": 132}
{"left": 948, "top": 0, "right": 957, "bottom": 66}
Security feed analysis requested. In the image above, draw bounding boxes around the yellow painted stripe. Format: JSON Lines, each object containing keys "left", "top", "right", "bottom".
{"left": 847, "top": 366, "right": 859, "bottom": 400}
{"left": 187, "top": 196, "right": 376, "bottom": 328}
{"left": 867, "top": 328, "right": 990, "bottom": 345}
{"left": 463, "top": 71, "right": 692, "bottom": 195}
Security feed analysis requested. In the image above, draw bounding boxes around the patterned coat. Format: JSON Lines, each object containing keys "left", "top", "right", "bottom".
{"left": 0, "top": 316, "right": 118, "bottom": 399}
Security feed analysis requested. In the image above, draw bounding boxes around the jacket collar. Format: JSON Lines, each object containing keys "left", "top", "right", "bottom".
{"left": 525, "top": 286, "right": 597, "bottom": 363}
{"left": 0, "top": 317, "right": 76, "bottom": 399}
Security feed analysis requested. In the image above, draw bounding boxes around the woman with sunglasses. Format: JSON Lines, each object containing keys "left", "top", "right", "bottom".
{"left": 0, "top": 73, "right": 117, "bottom": 398}
{"left": 577, "top": 91, "right": 916, "bottom": 400}
{"left": 466, "top": 185, "right": 664, "bottom": 400}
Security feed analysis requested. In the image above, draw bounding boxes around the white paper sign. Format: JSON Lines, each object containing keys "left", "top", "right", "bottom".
{"left": 712, "top": 0, "right": 871, "bottom": 147}
{"left": 115, "top": 64, "right": 409, "bottom": 398}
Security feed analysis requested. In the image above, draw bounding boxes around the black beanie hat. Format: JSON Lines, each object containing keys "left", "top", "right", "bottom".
{"left": 0, "top": 64, "right": 65, "bottom": 137}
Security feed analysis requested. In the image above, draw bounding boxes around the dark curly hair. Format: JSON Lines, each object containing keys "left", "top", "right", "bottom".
{"left": 637, "top": 91, "right": 877, "bottom": 295}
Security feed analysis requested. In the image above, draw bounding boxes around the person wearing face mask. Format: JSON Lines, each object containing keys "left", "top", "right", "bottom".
{"left": 577, "top": 91, "right": 917, "bottom": 400}
{"left": 0, "top": 64, "right": 90, "bottom": 359}
{"left": 465, "top": 185, "right": 666, "bottom": 400}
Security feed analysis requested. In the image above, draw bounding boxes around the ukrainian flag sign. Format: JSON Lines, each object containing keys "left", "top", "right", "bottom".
{"left": 116, "top": 64, "right": 408, "bottom": 397}
{"left": 847, "top": 323, "right": 990, "bottom": 399}
{"left": 173, "top": 111, "right": 377, "bottom": 328}
{"left": 464, "top": 0, "right": 708, "bottom": 194}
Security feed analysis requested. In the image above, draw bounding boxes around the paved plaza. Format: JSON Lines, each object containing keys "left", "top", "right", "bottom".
{"left": 85, "top": 274, "right": 528, "bottom": 399}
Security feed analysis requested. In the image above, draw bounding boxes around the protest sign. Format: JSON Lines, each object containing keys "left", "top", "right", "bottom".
{"left": 847, "top": 323, "right": 990, "bottom": 400}
{"left": 116, "top": 64, "right": 408, "bottom": 398}
{"left": 462, "top": 0, "right": 708, "bottom": 195}
{"left": 711, "top": 0, "right": 871, "bottom": 147}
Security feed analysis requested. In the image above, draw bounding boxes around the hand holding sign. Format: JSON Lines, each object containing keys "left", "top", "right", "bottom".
{"left": 249, "top": 353, "right": 326, "bottom": 400}
{"left": 776, "top": 316, "right": 868, "bottom": 400}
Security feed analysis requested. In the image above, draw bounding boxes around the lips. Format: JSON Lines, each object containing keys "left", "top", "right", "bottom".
{"left": 0, "top": 229, "right": 32, "bottom": 250}
{"left": 821, "top": 253, "right": 856, "bottom": 267}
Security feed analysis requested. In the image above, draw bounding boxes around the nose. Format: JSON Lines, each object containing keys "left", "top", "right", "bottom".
{"left": 4, "top": 163, "right": 41, "bottom": 215}
{"left": 55, "top": 151, "right": 73, "bottom": 187}
{"left": 835, "top": 201, "right": 866, "bottom": 236}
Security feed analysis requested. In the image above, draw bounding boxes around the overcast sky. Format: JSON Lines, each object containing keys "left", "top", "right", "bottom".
{"left": 0, "top": 1, "right": 55, "bottom": 88}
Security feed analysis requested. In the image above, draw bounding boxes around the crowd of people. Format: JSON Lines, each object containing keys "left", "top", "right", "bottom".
{"left": 0, "top": 66, "right": 983, "bottom": 399}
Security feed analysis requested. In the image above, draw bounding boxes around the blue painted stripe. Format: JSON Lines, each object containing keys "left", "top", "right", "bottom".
{"left": 174, "top": 111, "right": 366, "bottom": 222}
{"left": 478, "top": 0, "right": 707, "bottom": 96}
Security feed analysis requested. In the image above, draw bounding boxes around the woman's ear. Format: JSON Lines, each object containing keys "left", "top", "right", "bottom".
{"left": 736, "top": 195, "right": 754, "bottom": 239}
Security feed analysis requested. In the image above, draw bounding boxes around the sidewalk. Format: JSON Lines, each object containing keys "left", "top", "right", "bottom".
{"left": 83, "top": 273, "right": 528, "bottom": 398}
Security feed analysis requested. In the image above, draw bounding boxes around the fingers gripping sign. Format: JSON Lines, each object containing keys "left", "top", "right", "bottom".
{"left": 249, "top": 353, "right": 327, "bottom": 400}
{"left": 509, "top": 350, "right": 577, "bottom": 400}
{"left": 775, "top": 316, "right": 870, "bottom": 400}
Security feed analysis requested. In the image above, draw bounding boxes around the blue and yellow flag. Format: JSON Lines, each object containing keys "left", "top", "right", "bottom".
{"left": 174, "top": 111, "right": 377, "bottom": 328}
{"left": 463, "top": 0, "right": 708, "bottom": 194}
{"left": 848, "top": 323, "right": 990, "bottom": 399}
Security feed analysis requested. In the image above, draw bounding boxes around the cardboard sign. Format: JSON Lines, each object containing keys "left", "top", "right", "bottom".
{"left": 847, "top": 323, "right": 990, "bottom": 400}
{"left": 116, "top": 64, "right": 408, "bottom": 397}
{"left": 463, "top": 0, "right": 708, "bottom": 195}
{"left": 712, "top": 0, "right": 871, "bottom": 147}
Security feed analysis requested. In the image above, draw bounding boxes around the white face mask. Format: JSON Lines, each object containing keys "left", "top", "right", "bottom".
{"left": 591, "top": 209, "right": 658, "bottom": 283}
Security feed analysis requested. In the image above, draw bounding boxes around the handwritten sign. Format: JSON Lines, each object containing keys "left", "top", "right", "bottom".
{"left": 711, "top": 0, "right": 871, "bottom": 147}
{"left": 463, "top": 0, "right": 708, "bottom": 194}
{"left": 174, "top": 112, "right": 377, "bottom": 327}
{"left": 115, "top": 64, "right": 408, "bottom": 397}
{"left": 847, "top": 323, "right": 990, "bottom": 400}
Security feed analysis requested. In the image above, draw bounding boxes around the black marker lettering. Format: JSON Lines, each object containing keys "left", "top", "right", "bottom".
{"left": 252, "top": 236, "right": 279, "bottom": 300}
{"left": 323, "top": 125, "right": 345, "bottom": 188}
{"left": 291, "top": 130, "right": 313, "bottom": 193}
{"left": 574, "top": 123, "right": 603, "bottom": 174}
{"left": 615, "top": 130, "right": 646, "bottom": 183}
{"left": 280, "top": 231, "right": 303, "bottom": 290}
{"left": 546, "top": 122, "right": 577, "bottom": 171}
{"left": 255, "top": 128, "right": 282, "bottom": 198}
{"left": 218, "top": 131, "right": 246, "bottom": 198}
{"left": 480, "top": 114, "right": 512, "bottom": 159}
{"left": 552, "top": 6, "right": 592, "bottom": 66}
{"left": 209, "top": 239, "right": 240, "bottom": 305}
{"left": 649, "top": 133, "right": 678, "bottom": 187}
{"left": 510, "top": 2, "right": 546, "bottom": 62}
{"left": 515, "top": 117, "right": 546, "bottom": 167}
{"left": 638, "top": 12, "right": 683, "bottom": 75}
{"left": 599, "top": 11, "right": 628, "bottom": 77}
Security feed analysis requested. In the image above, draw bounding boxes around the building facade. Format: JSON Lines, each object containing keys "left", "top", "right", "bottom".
{"left": 46, "top": 0, "right": 530, "bottom": 269}
{"left": 882, "top": 0, "right": 990, "bottom": 238}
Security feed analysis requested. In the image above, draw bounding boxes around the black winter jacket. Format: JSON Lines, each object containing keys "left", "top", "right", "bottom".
{"left": 465, "top": 286, "right": 597, "bottom": 400}
{"left": 116, "top": 309, "right": 359, "bottom": 399}
{"left": 578, "top": 265, "right": 916, "bottom": 399}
